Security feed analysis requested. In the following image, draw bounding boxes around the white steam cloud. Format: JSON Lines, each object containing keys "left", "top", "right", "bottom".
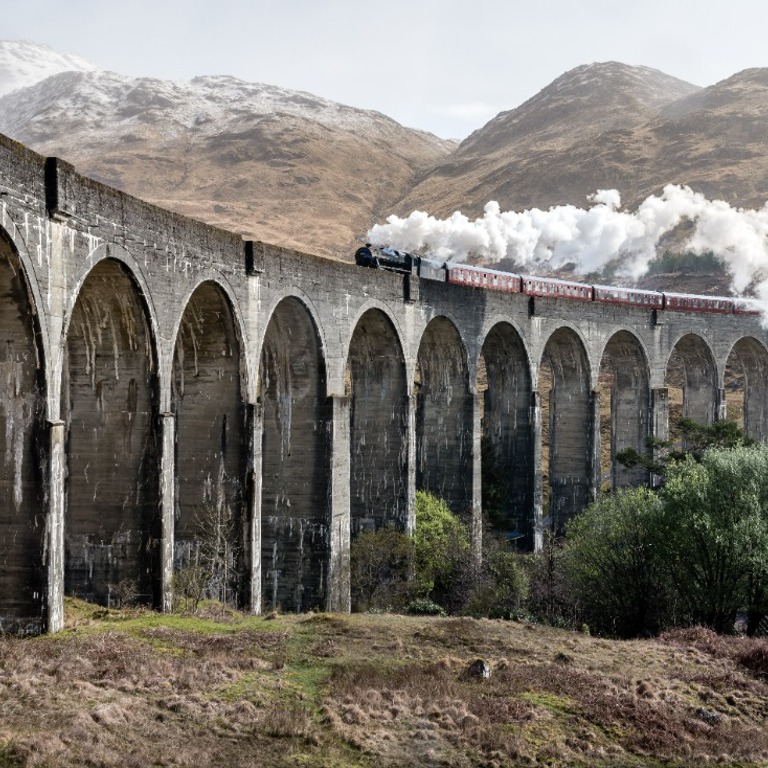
{"left": 368, "top": 184, "right": 768, "bottom": 305}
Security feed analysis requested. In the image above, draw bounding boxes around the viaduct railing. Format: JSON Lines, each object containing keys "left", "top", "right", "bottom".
{"left": 1, "top": 134, "right": 766, "bottom": 634}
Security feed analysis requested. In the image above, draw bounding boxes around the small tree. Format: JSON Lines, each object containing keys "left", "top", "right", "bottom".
{"left": 173, "top": 502, "right": 242, "bottom": 612}
{"left": 463, "top": 532, "right": 529, "bottom": 619}
{"left": 413, "top": 491, "right": 471, "bottom": 611}
{"left": 659, "top": 446, "right": 768, "bottom": 634}
{"left": 523, "top": 531, "right": 578, "bottom": 628}
{"left": 349, "top": 525, "right": 414, "bottom": 612}
{"left": 565, "top": 486, "right": 671, "bottom": 637}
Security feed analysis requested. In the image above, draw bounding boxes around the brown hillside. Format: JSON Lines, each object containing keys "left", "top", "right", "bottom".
{"left": 1, "top": 602, "right": 766, "bottom": 767}
{"left": 396, "top": 63, "right": 768, "bottom": 221}
{"left": 0, "top": 70, "right": 453, "bottom": 260}
{"left": 2, "top": 49, "right": 768, "bottom": 280}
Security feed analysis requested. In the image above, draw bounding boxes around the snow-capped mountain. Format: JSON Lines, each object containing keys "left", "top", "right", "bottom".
{"left": 2, "top": 40, "right": 768, "bottom": 276}
{"left": 0, "top": 41, "right": 452, "bottom": 258}
{"left": 0, "top": 70, "right": 447, "bottom": 150}
{"left": 0, "top": 40, "right": 96, "bottom": 97}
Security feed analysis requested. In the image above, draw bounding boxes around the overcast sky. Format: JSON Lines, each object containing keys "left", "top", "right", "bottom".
{"left": 4, "top": 0, "right": 767, "bottom": 139}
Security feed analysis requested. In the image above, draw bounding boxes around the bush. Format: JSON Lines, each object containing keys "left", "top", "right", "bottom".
{"left": 659, "top": 446, "right": 768, "bottom": 634}
{"left": 463, "top": 535, "right": 528, "bottom": 619}
{"left": 349, "top": 525, "right": 414, "bottom": 612}
{"left": 349, "top": 492, "right": 471, "bottom": 614}
{"left": 414, "top": 491, "right": 471, "bottom": 612}
{"left": 565, "top": 486, "right": 671, "bottom": 637}
{"left": 405, "top": 597, "right": 447, "bottom": 616}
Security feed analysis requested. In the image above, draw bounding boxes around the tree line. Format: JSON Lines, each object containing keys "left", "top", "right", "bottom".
{"left": 350, "top": 423, "right": 768, "bottom": 638}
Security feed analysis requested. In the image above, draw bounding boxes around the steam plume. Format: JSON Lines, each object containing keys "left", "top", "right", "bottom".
{"left": 368, "top": 184, "right": 768, "bottom": 304}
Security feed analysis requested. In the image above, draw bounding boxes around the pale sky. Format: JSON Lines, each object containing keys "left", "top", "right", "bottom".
{"left": 3, "top": 0, "right": 767, "bottom": 139}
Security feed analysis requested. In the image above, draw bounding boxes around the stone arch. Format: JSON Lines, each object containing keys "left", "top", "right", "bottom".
{"left": 479, "top": 321, "right": 533, "bottom": 547}
{"left": 415, "top": 316, "right": 472, "bottom": 517}
{"left": 259, "top": 296, "right": 329, "bottom": 612}
{"left": 347, "top": 308, "right": 408, "bottom": 535}
{"left": 172, "top": 280, "right": 247, "bottom": 606}
{"left": 724, "top": 336, "right": 768, "bottom": 442}
{"left": 346, "top": 299, "right": 411, "bottom": 386}
{"left": 0, "top": 227, "right": 47, "bottom": 633}
{"left": 64, "top": 243, "right": 159, "bottom": 355}
{"left": 257, "top": 289, "right": 329, "bottom": 389}
{"left": 62, "top": 258, "right": 160, "bottom": 607}
{"left": 598, "top": 330, "right": 650, "bottom": 489}
{"left": 665, "top": 334, "right": 718, "bottom": 444}
{"left": 538, "top": 327, "right": 592, "bottom": 534}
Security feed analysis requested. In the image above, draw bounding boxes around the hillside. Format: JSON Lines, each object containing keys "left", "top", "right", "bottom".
{"left": 395, "top": 62, "right": 768, "bottom": 220}
{"left": 1, "top": 42, "right": 768, "bottom": 284}
{"left": 0, "top": 600, "right": 766, "bottom": 767}
{"left": 0, "top": 42, "right": 453, "bottom": 260}
{"left": 0, "top": 40, "right": 95, "bottom": 97}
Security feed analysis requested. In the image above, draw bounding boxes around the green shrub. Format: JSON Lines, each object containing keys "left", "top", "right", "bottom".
{"left": 659, "top": 446, "right": 768, "bottom": 635}
{"left": 414, "top": 491, "right": 471, "bottom": 611}
{"left": 463, "top": 536, "right": 528, "bottom": 619}
{"left": 350, "top": 525, "right": 414, "bottom": 612}
{"left": 405, "top": 597, "right": 447, "bottom": 616}
{"left": 565, "top": 486, "right": 671, "bottom": 637}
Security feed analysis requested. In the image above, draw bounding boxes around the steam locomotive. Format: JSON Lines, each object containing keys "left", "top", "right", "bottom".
{"left": 354, "top": 244, "right": 761, "bottom": 316}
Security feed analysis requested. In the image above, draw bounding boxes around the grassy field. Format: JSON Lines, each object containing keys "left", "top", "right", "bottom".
{"left": 0, "top": 599, "right": 766, "bottom": 767}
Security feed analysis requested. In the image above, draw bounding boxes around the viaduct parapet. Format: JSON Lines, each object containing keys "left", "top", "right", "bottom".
{"left": 1, "top": 134, "right": 767, "bottom": 633}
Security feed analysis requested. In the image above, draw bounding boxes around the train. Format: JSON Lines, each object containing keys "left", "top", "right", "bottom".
{"left": 354, "top": 244, "right": 762, "bottom": 317}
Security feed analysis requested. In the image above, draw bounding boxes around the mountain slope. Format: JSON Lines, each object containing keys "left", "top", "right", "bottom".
{"left": 0, "top": 47, "right": 453, "bottom": 259}
{"left": 0, "top": 40, "right": 96, "bottom": 97}
{"left": 395, "top": 62, "right": 768, "bottom": 222}
{"left": 2, "top": 44, "right": 768, "bottom": 270}
{"left": 395, "top": 62, "right": 704, "bottom": 217}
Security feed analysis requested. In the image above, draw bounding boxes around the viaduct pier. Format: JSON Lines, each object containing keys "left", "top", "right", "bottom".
{"left": 1, "top": 134, "right": 767, "bottom": 634}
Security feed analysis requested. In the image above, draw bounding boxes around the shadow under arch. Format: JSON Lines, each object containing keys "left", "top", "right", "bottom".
{"left": 0, "top": 226, "right": 47, "bottom": 633}
{"left": 724, "top": 336, "right": 768, "bottom": 442}
{"left": 62, "top": 257, "right": 160, "bottom": 607}
{"left": 598, "top": 330, "right": 651, "bottom": 490}
{"left": 415, "top": 316, "right": 472, "bottom": 518}
{"left": 259, "top": 296, "right": 329, "bottom": 612}
{"left": 665, "top": 333, "right": 718, "bottom": 445}
{"left": 347, "top": 308, "right": 408, "bottom": 536}
{"left": 479, "top": 321, "right": 533, "bottom": 547}
{"left": 538, "top": 327, "right": 591, "bottom": 534}
{"left": 172, "top": 280, "right": 247, "bottom": 607}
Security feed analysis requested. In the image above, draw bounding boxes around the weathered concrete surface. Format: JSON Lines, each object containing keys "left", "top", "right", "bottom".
{"left": 62, "top": 258, "right": 159, "bottom": 606}
{"left": 480, "top": 322, "right": 532, "bottom": 544}
{"left": 259, "top": 297, "right": 329, "bottom": 612}
{"left": 172, "top": 282, "right": 245, "bottom": 606}
{"left": 348, "top": 309, "right": 408, "bottom": 536}
{"left": 599, "top": 331, "right": 650, "bottom": 489}
{"left": 2, "top": 133, "right": 768, "bottom": 632}
{"left": 0, "top": 233, "right": 45, "bottom": 634}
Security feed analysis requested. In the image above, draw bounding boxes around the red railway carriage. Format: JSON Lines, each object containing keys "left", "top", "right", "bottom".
{"left": 592, "top": 284, "right": 664, "bottom": 309}
{"left": 663, "top": 293, "right": 734, "bottom": 314}
{"left": 521, "top": 275, "right": 593, "bottom": 301}
{"left": 446, "top": 263, "right": 522, "bottom": 293}
{"left": 733, "top": 297, "right": 763, "bottom": 316}
{"left": 354, "top": 246, "right": 765, "bottom": 320}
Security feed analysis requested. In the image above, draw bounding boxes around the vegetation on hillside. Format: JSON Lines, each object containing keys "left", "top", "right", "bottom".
{"left": 5, "top": 422, "right": 768, "bottom": 765}
{"left": 350, "top": 423, "right": 768, "bottom": 643}
{"left": 0, "top": 600, "right": 766, "bottom": 767}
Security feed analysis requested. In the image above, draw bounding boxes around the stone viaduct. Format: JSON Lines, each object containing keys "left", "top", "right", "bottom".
{"left": 1, "top": 133, "right": 767, "bottom": 634}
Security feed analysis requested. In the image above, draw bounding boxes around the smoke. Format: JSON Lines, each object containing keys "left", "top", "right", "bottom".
{"left": 368, "top": 184, "right": 768, "bottom": 303}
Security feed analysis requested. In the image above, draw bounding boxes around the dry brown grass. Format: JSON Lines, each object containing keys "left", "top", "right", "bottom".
{"left": 1, "top": 606, "right": 767, "bottom": 767}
